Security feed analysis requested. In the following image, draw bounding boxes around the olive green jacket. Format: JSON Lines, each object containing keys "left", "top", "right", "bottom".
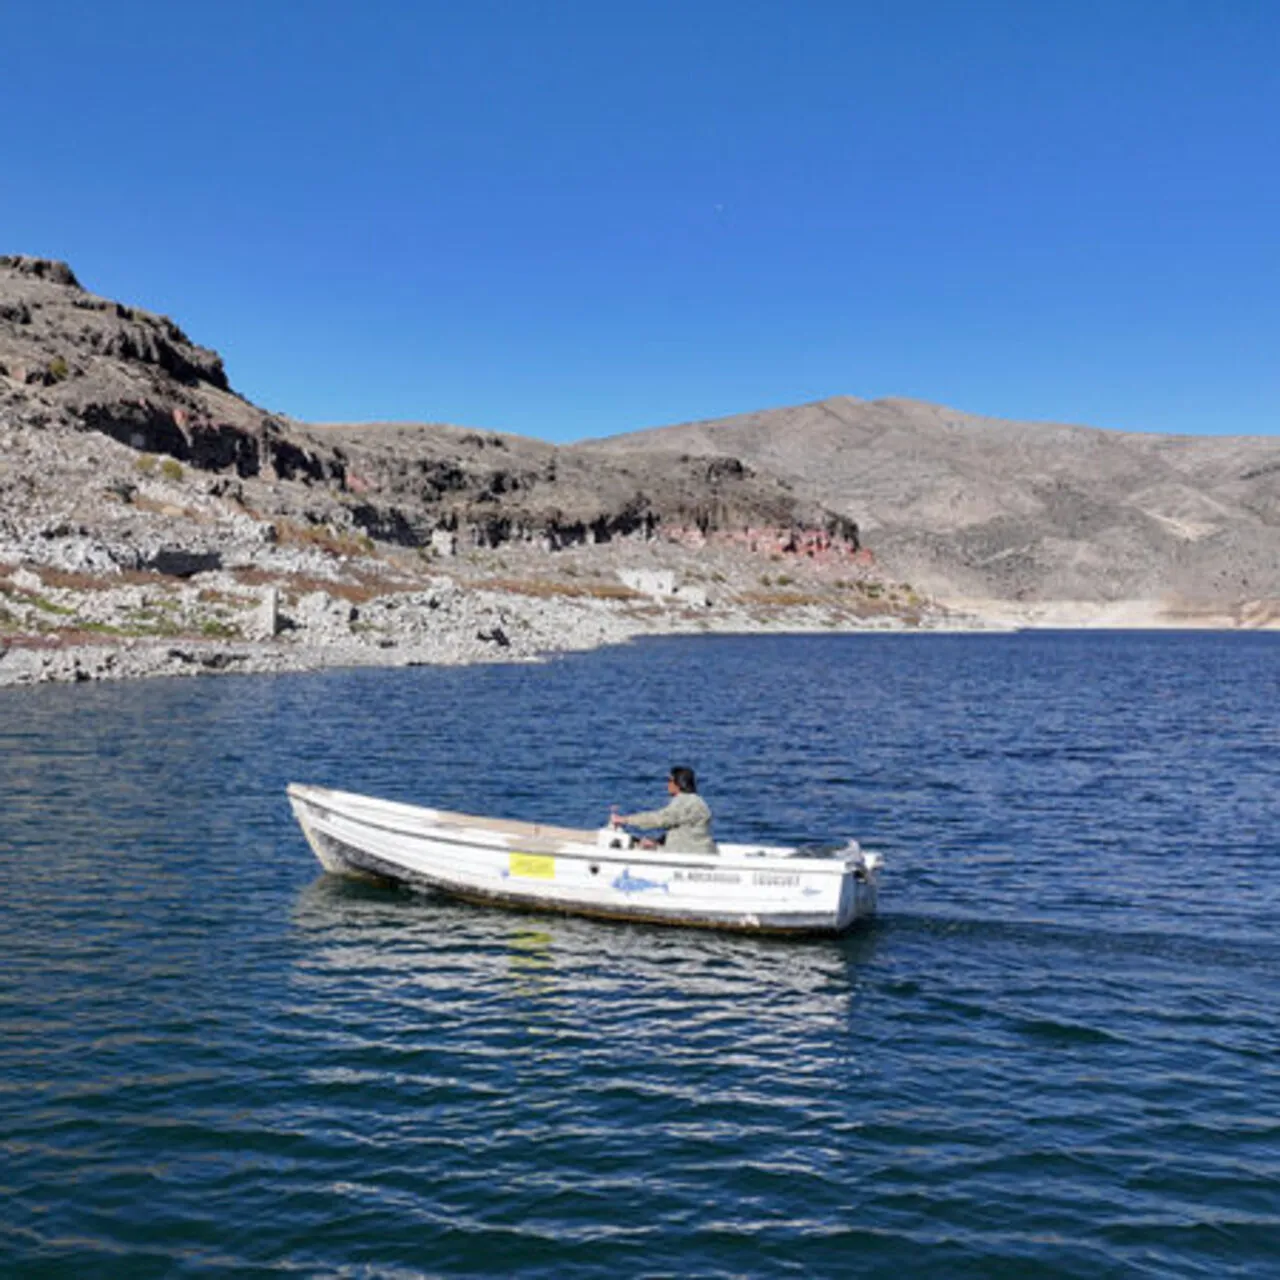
{"left": 619, "top": 792, "right": 717, "bottom": 854}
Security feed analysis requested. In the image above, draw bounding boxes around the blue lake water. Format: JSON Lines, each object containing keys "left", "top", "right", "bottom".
{"left": 2, "top": 632, "right": 1279, "bottom": 1277}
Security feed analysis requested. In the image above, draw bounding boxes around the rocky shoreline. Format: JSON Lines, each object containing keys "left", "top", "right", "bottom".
{"left": 0, "top": 413, "right": 949, "bottom": 688}
{"left": 11, "top": 537, "right": 1273, "bottom": 690}
{"left": 0, "top": 535, "right": 950, "bottom": 688}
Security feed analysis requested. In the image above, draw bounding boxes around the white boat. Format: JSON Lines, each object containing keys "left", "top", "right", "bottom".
{"left": 287, "top": 783, "right": 883, "bottom": 936}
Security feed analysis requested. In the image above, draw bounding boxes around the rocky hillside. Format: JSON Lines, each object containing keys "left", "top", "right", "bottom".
{"left": 2, "top": 256, "right": 907, "bottom": 685}
{"left": 2, "top": 253, "right": 1276, "bottom": 661}
{"left": 0, "top": 255, "right": 858, "bottom": 571}
{"left": 592, "top": 397, "right": 1280, "bottom": 607}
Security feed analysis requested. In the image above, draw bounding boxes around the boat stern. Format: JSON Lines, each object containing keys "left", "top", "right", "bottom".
{"left": 835, "top": 848, "right": 883, "bottom": 931}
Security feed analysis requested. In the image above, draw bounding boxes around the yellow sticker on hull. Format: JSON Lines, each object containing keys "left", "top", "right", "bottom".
{"left": 509, "top": 852, "right": 555, "bottom": 879}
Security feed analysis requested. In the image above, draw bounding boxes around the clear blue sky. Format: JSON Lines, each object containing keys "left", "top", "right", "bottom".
{"left": 3, "top": 0, "right": 1277, "bottom": 440}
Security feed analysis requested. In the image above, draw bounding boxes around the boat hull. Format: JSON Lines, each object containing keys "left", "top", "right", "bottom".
{"left": 288, "top": 784, "right": 881, "bottom": 937}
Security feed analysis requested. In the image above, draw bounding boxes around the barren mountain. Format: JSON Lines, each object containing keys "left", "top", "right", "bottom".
{"left": 2, "top": 253, "right": 1277, "bottom": 633}
{"left": 591, "top": 397, "right": 1280, "bottom": 605}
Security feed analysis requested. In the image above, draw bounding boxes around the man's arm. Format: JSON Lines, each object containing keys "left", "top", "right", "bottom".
{"left": 618, "top": 798, "right": 681, "bottom": 829}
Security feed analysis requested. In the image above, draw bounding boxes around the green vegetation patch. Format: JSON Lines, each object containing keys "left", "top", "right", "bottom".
{"left": 198, "top": 619, "right": 242, "bottom": 640}
{"left": 123, "top": 608, "right": 184, "bottom": 637}
{"left": 77, "top": 621, "right": 133, "bottom": 637}
{"left": 26, "top": 594, "right": 76, "bottom": 616}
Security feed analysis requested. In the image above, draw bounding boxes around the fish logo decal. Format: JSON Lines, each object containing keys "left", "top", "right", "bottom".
{"left": 612, "top": 867, "right": 669, "bottom": 894}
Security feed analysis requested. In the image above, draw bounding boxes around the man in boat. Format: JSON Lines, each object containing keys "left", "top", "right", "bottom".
{"left": 609, "top": 766, "right": 717, "bottom": 854}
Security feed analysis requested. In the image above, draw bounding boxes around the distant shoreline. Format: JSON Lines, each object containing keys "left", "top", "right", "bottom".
{"left": 3, "top": 595, "right": 1275, "bottom": 691}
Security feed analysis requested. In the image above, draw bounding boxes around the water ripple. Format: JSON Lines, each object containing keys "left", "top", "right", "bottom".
{"left": 2, "top": 634, "right": 1278, "bottom": 1276}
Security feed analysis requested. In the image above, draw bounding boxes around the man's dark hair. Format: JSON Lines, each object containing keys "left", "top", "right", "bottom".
{"left": 670, "top": 766, "right": 697, "bottom": 793}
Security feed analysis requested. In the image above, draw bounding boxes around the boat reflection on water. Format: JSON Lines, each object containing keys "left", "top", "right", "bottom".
{"left": 288, "top": 874, "right": 883, "bottom": 1033}
{"left": 503, "top": 927, "right": 558, "bottom": 1000}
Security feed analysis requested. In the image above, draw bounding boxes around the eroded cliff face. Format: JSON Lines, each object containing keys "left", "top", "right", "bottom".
{"left": 1, "top": 255, "right": 338, "bottom": 485}
{"left": 0, "top": 256, "right": 857, "bottom": 562}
